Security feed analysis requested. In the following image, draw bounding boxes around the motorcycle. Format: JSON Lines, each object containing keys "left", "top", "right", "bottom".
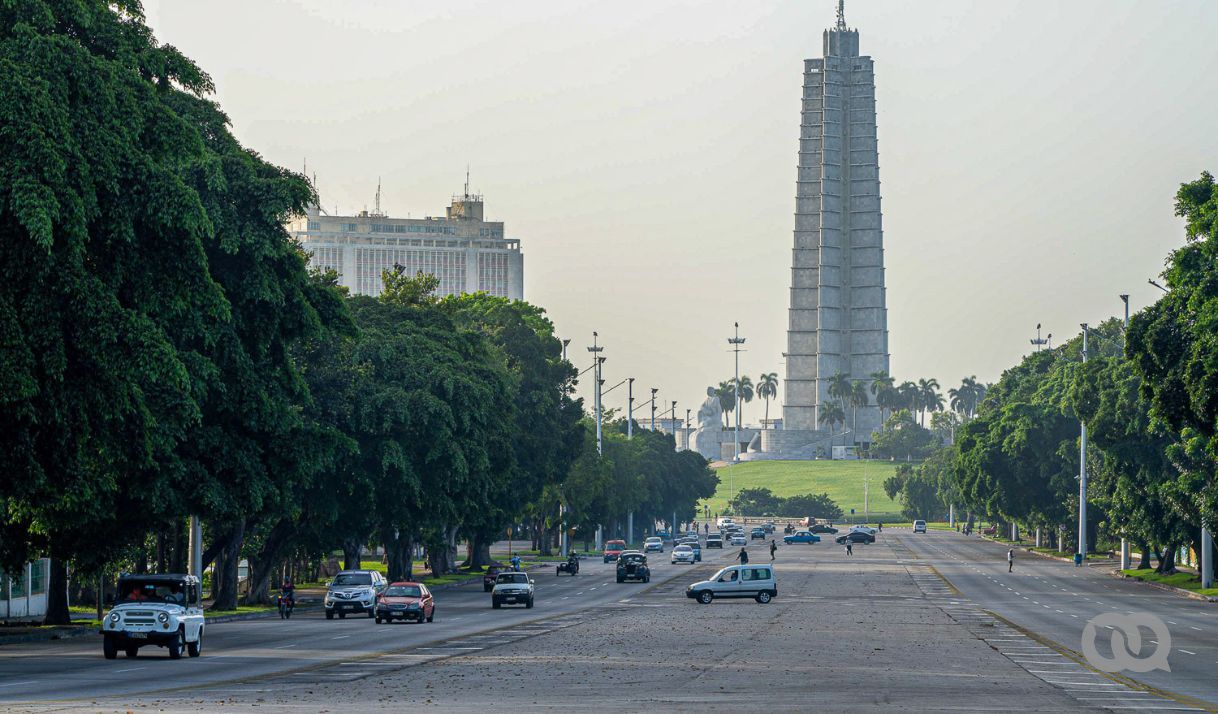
{"left": 277, "top": 593, "right": 295, "bottom": 619}
{"left": 556, "top": 556, "right": 580, "bottom": 576}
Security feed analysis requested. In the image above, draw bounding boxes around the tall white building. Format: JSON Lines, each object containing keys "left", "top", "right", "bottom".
{"left": 289, "top": 191, "right": 524, "bottom": 300}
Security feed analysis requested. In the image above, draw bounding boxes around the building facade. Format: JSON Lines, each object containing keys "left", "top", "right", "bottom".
{"left": 289, "top": 193, "right": 524, "bottom": 300}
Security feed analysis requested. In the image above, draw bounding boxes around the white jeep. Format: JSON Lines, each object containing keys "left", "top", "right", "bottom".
{"left": 100, "top": 574, "right": 204, "bottom": 660}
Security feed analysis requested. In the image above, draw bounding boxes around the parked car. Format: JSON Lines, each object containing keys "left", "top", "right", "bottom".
{"left": 101, "top": 574, "right": 204, "bottom": 660}
{"left": 324, "top": 570, "right": 387, "bottom": 620}
{"left": 375, "top": 582, "right": 434, "bottom": 624}
{"left": 783, "top": 530, "right": 821, "bottom": 545}
{"left": 836, "top": 531, "right": 876, "bottom": 545}
{"left": 686, "top": 565, "right": 777, "bottom": 604}
{"left": 729, "top": 533, "right": 747, "bottom": 546}
{"left": 850, "top": 525, "right": 878, "bottom": 535}
{"left": 483, "top": 564, "right": 505, "bottom": 592}
{"left": 809, "top": 524, "right": 838, "bottom": 534}
{"left": 750, "top": 527, "right": 766, "bottom": 540}
{"left": 913, "top": 520, "right": 928, "bottom": 534}
{"left": 616, "top": 552, "right": 651, "bottom": 583}
{"left": 603, "top": 539, "right": 628, "bottom": 563}
{"left": 491, "top": 572, "right": 534, "bottom": 609}
{"left": 705, "top": 534, "right": 724, "bottom": 549}
{"left": 671, "top": 544, "right": 697, "bottom": 564}
{"left": 643, "top": 537, "right": 664, "bottom": 553}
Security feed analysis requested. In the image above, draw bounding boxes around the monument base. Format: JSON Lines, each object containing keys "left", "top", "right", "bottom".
{"left": 738, "top": 428, "right": 840, "bottom": 460}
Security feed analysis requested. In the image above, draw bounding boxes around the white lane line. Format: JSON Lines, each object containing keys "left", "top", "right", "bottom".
{"left": 1190, "top": 626, "right": 1202, "bottom": 631}
{"left": 273, "top": 644, "right": 297, "bottom": 649}
{"left": 1168, "top": 621, "right": 1178, "bottom": 625}
{"left": 330, "top": 635, "right": 351, "bottom": 640}
{"left": 340, "top": 662, "right": 403, "bottom": 666}
{"left": 0, "top": 681, "right": 37, "bottom": 688}
{"left": 417, "top": 646, "right": 483, "bottom": 651}
{"left": 114, "top": 666, "right": 146, "bottom": 673}
{"left": 1178, "top": 649, "right": 1196, "bottom": 655}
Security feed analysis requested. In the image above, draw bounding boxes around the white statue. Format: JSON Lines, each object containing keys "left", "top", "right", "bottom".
{"left": 690, "top": 387, "right": 724, "bottom": 460}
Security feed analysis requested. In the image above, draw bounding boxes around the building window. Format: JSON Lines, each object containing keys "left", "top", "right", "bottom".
{"left": 307, "top": 220, "right": 320, "bottom": 231}
{"left": 342, "top": 223, "right": 358, "bottom": 232}
{"left": 29, "top": 560, "right": 45, "bottom": 595}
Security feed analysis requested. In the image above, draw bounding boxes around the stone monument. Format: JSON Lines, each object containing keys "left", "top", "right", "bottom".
{"left": 690, "top": 387, "right": 725, "bottom": 460}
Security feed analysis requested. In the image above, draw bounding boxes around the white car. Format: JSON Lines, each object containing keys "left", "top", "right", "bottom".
{"left": 644, "top": 536, "right": 664, "bottom": 553}
{"left": 850, "top": 525, "right": 878, "bottom": 536}
{"left": 491, "top": 572, "right": 535, "bottom": 608}
{"left": 101, "top": 574, "right": 204, "bottom": 659}
{"left": 671, "top": 545, "right": 696, "bottom": 564}
{"left": 686, "top": 564, "right": 778, "bottom": 604}
{"left": 912, "top": 520, "right": 927, "bottom": 534}
{"left": 729, "top": 534, "right": 747, "bottom": 546}
{"left": 717, "top": 517, "right": 735, "bottom": 529}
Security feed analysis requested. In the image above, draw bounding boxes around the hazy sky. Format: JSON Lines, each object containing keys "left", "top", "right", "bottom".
{"left": 143, "top": 0, "right": 1218, "bottom": 426}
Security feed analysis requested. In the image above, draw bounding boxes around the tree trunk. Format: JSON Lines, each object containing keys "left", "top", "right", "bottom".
{"left": 1136, "top": 542, "right": 1152, "bottom": 570}
{"left": 245, "top": 520, "right": 294, "bottom": 605}
{"left": 342, "top": 539, "right": 362, "bottom": 571}
{"left": 764, "top": 398, "right": 770, "bottom": 428}
{"left": 212, "top": 519, "right": 245, "bottom": 611}
{"left": 468, "top": 536, "right": 492, "bottom": 570}
{"left": 382, "top": 526, "right": 413, "bottom": 582}
{"left": 42, "top": 556, "right": 71, "bottom": 626}
{"left": 1155, "top": 544, "right": 1177, "bottom": 574}
{"left": 169, "top": 519, "right": 186, "bottom": 574}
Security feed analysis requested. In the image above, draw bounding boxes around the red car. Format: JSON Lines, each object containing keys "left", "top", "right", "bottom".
{"left": 603, "top": 540, "right": 627, "bottom": 563}
{"left": 482, "top": 564, "right": 505, "bottom": 592}
{"left": 374, "top": 582, "right": 434, "bottom": 624}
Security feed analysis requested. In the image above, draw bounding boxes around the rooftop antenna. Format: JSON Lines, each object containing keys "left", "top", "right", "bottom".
{"left": 374, "top": 177, "right": 382, "bottom": 216}
{"left": 836, "top": 0, "right": 847, "bottom": 30}
{"left": 464, "top": 165, "right": 471, "bottom": 200}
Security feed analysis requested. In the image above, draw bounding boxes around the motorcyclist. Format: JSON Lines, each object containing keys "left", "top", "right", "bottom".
{"left": 279, "top": 578, "right": 295, "bottom": 608}
{"left": 510, "top": 554, "right": 522, "bottom": 572}
{"left": 566, "top": 551, "right": 579, "bottom": 572}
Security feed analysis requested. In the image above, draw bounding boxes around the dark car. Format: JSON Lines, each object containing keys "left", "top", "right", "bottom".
{"left": 483, "top": 564, "right": 505, "bottom": 592}
{"left": 810, "top": 524, "right": 839, "bottom": 534}
{"left": 749, "top": 527, "right": 766, "bottom": 540}
{"left": 375, "top": 582, "right": 434, "bottom": 624}
{"left": 616, "top": 551, "right": 651, "bottom": 583}
{"left": 835, "top": 531, "right": 875, "bottom": 545}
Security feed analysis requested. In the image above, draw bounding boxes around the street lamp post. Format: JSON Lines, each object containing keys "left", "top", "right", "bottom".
{"left": 728, "top": 323, "right": 746, "bottom": 461}
{"left": 1030, "top": 323, "right": 1049, "bottom": 352}
{"left": 650, "top": 388, "right": 658, "bottom": 431}
{"left": 1078, "top": 323, "right": 1089, "bottom": 565}
{"left": 1119, "top": 294, "right": 1132, "bottom": 569}
{"left": 562, "top": 338, "right": 571, "bottom": 362}
{"left": 627, "top": 378, "right": 635, "bottom": 439}
{"left": 587, "top": 333, "right": 604, "bottom": 455}
{"left": 685, "top": 408, "right": 692, "bottom": 452}
{"left": 670, "top": 400, "right": 678, "bottom": 451}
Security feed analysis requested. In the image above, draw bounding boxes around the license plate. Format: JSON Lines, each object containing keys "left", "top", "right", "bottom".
{"left": 128, "top": 632, "right": 148, "bottom": 639}
{"left": 392, "top": 609, "right": 404, "bottom": 613}
{"left": 340, "top": 603, "right": 355, "bottom": 609}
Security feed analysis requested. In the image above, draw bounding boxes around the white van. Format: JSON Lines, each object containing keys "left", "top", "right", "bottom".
{"left": 913, "top": 520, "right": 927, "bottom": 534}
{"left": 685, "top": 564, "right": 777, "bottom": 604}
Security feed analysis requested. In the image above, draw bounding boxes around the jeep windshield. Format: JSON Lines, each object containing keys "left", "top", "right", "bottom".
{"left": 117, "top": 579, "right": 186, "bottom": 605}
{"left": 331, "top": 573, "right": 373, "bottom": 586}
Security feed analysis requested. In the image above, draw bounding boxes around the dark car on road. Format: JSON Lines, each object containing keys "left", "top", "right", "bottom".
{"left": 750, "top": 527, "right": 766, "bottom": 540}
{"left": 483, "top": 564, "right": 505, "bottom": 592}
{"left": 809, "top": 524, "right": 838, "bottom": 534}
{"left": 616, "top": 551, "right": 651, "bottom": 583}
{"left": 835, "top": 531, "right": 876, "bottom": 545}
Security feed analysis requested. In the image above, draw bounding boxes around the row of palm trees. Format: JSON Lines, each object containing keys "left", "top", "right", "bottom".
{"left": 819, "top": 372, "right": 990, "bottom": 435}
{"left": 714, "top": 372, "right": 780, "bottom": 429}
{"left": 710, "top": 371, "right": 988, "bottom": 435}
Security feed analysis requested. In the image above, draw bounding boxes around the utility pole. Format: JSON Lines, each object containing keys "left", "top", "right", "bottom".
{"left": 627, "top": 378, "right": 635, "bottom": 439}
{"left": 562, "top": 338, "right": 571, "bottom": 362}
{"left": 1078, "top": 323, "right": 1089, "bottom": 565}
{"left": 650, "top": 388, "right": 658, "bottom": 431}
{"left": 1119, "top": 294, "right": 1131, "bottom": 570}
{"left": 685, "top": 408, "right": 692, "bottom": 452}
{"left": 671, "top": 400, "right": 678, "bottom": 450}
{"left": 728, "top": 322, "right": 746, "bottom": 461}
{"left": 588, "top": 333, "right": 604, "bottom": 455}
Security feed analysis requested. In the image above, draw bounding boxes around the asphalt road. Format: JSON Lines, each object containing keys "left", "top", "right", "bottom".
{"left": 896, "top": 528, "right": 1218, "bottom": 709}
{"left": 0, "top": 546, "right": 735, "bottom": 707}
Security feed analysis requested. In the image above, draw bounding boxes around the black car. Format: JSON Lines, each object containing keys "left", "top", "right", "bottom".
{"left": 749, "top": 528, "right": 766, "bottom": 540}
{"left": 835, "top": 531, "right": 875, "bottom": 545}
{"left": 616, "top": 552, "right": 651, "bottom": 583}
{"left": 810, "top": 524, "right": 839, "bottom": 534}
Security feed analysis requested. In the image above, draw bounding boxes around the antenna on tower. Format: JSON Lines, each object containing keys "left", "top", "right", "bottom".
{"left": 374, "top": 177, "right": 382, "bottom": 216}
{"left": 836, "top": 0, "right": 847, "bottom": 30}
{"left": 464, "top": 165, "right": 470, "bottom": 199}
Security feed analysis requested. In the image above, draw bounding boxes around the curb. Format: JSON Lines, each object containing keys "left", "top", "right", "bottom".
{"left": 1110, "top": 570, "right": 1218, "bottom": 603}
{"left": 0, "top": 627, "right": 96, "bottom": 646}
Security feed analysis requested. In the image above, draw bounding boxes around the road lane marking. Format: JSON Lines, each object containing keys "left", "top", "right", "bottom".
{"left": 1178, "top": 649, "right": 1196, "bottom": 655}
{"left": 330, "top": 635, "right": 351, "bottom": 640}
{"left": 0, "top": 681, "right": 37, "bottom": 688}
{"left": 115, "top": 667, "right": 146, "bottom": 673}
{"left": 273, "top": 644, "right": 297, "bottom": 649}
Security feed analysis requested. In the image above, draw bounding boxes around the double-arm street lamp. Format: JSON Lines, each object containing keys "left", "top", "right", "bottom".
{"left": 728, "top": 323, "right": 746, "bottom": 462}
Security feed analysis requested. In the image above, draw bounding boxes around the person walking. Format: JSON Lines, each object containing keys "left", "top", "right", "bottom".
{"left": 737, "top": 547, "right": 749, "bottom": 565}
{"left": 845, "top": 541, "right": 853, "bottom": 556}
{"left": 877, "top": 522, "right": 883, "bottom": 533}
{"left": 1007, "top": 548, "right": 1014, "bottom": 573}
{"left": 769, "top": 539, "right": 777, "bottom": 561}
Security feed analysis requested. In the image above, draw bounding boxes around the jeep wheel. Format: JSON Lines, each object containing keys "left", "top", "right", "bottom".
{"left": 125, "top": 646, "right": 139, "bottom": 658}
{"left": 643, "top": 575, "right": 650, "bottom": 583}
{"left": 756, "top": 591, "right": 772, "bottom": 604}
{"left": 616, "top": 576, "right": 624, "bottom": 583}
{"left": 492, "top": 599, "right": 501, "bottom": 609}
{"left": 187, "top": 631, "right": 202, "bottom": 657}
{"left": 338, "top": 612, "right": 346, "bottom": 619}
{"left": 167, "top": 631, "right": 183, "bottom": 660}
{"left": 697, "top": 590, "right": 713, "bottom": 604}
{"left": 103, "top": 637, "right": 117, "bottom": 660}
{"left": 325, "top": 611, "right": 334, "bottom": 620}
{"left": 375, "top": 616, "right": 382, "bottom": 624}
{"left": 525, "top": 598, "right": 534, "bottom": 609}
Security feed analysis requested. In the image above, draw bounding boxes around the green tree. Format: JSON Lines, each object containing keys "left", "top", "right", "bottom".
{"left": 757, "top": 372, "right": 779, "bottom": 428}
{"left": 870, "top": 410, "right": 937, "bottom": 461}
{"left": 716, "top": 381, "right": 736, "bottom": 429}
{"left": 731, "top": 375, "right": 754, "bottom": 425}
{"left": 827, "top": 372, "right": 852, "bottom": 412}
{"left": 870, "top": 371, "right": 897, "bottom": 423}
{"left": 849, "top": 381, "right": 870, "bottom": 437}
{"left": 781, "top": 493, "right": 843, "bottom": 520}
{"left": 729, "top": 487, "right": 783, "bottom": 516}
{"left": 819, "top": 402, "right": 846, "bottom": 434}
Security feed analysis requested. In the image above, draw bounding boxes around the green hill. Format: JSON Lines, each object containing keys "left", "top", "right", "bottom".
{"left": 701, "top": 460, "right": 904, "bottom": 521}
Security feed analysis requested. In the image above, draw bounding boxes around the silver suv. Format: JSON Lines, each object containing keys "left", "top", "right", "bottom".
{"left": 324, "top": 570, "right": 387, "bottom": 619}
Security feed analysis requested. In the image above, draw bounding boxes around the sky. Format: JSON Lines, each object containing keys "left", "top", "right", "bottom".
{"left": 142, "top": 0, "right": 1218, "bottom": 427}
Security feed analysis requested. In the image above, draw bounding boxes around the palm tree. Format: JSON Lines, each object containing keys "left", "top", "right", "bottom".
{"left": 848, "top": 381, "right": 869, "bottom": 435}
{"left": 716, "top": 381, "right": 735, "bottom": 429}
{"left": 731, "top": 375, "right": 754, "bottom": 426}
{"left": 818, "top": 402, "right": 846, "bottom": 434}
{"left": 756, "top": 372, "right": 779, "bottom": 428}
{"left": 897, "top": 380, "right": 919, "bottom": 417}
{"left": 870, "top": 371, "right": 896, "bottom": 423}
{"left": 949, "top": 375, "right": 985, "bottom": 420}
{"left": 827, "top": 371, "right": 852, "bottom": 411}
{"left": 916, "top": 378, "right": 942, "bottom": 427}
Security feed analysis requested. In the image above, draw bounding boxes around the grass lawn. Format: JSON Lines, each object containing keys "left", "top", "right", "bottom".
{"left": 703, "top": 460, "right": 907, "bottom": 521}
{"left": 1121, "top": 568, "right": 1218, "bottom": 598}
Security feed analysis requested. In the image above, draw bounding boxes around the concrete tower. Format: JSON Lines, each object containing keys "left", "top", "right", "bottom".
{"left": 783, "top": 1, "right": 889, "bottom": 446}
